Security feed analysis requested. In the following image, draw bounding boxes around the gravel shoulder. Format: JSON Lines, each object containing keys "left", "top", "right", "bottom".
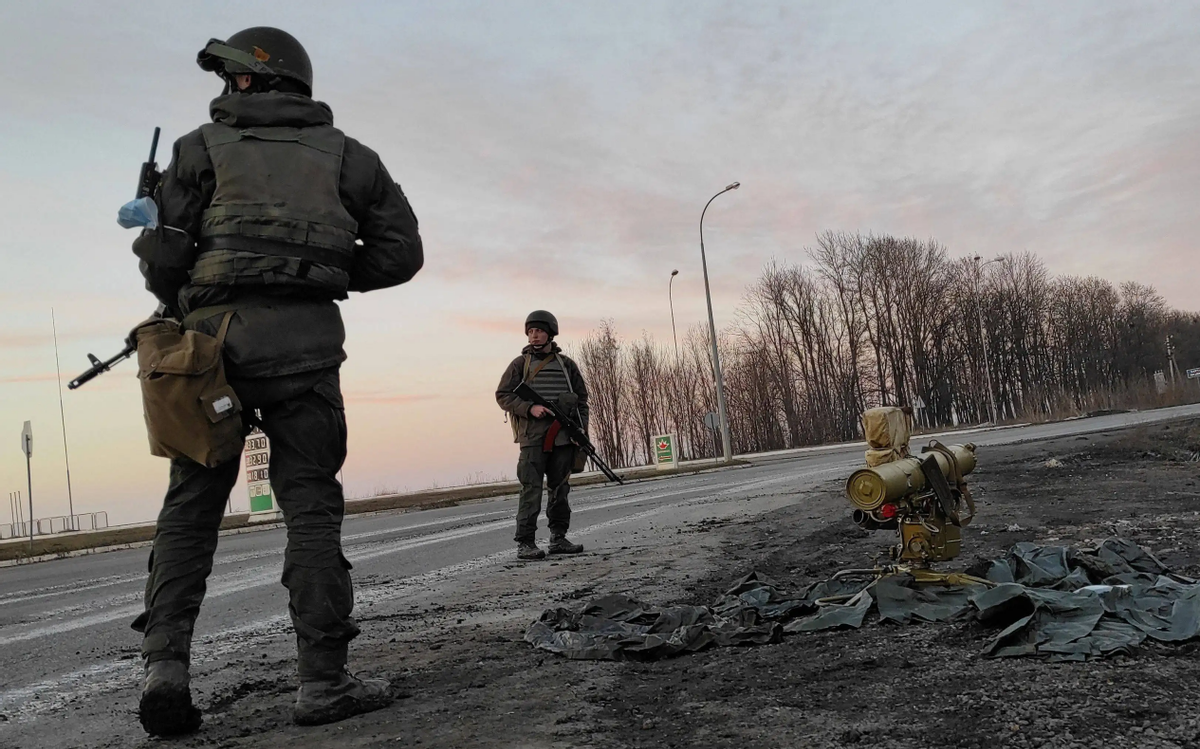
{"left": 592, "top": 419, "right": 1200, "bottom": 749}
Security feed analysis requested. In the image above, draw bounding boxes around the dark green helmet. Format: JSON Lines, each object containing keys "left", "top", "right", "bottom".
{"left": 525, "top": 310, "right": 559, "bottom": 337}
{"left": 197, "top": 27, "right": 313, "bottom": 94}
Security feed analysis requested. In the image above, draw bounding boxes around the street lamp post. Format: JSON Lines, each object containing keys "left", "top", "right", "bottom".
{"left": 700, "top": 182, "right": 740, "bottom": 462}
{"left": 668, "top": 269, "right": 680, "bottom": 365}
{"left": 668, "top": 269, "right": 682, "bottom": 459}
{"left": 973, "top": 255, "right": 1001, "bottom": 424}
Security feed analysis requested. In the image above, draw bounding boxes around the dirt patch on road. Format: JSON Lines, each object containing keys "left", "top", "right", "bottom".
{"left": 55, "top": 420, "right": 1200, "bottom": 749}
{"left": 593, "top": 420, "right": 1200, "bottom": 749}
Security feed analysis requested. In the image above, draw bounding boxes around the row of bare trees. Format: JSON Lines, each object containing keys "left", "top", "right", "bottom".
{"left": 573, "top": 233, "right": 1200, "bottom": 467}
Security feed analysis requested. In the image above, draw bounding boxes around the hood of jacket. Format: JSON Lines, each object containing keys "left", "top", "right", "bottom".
{"left": 209, "top": 91, "right": 334, "bottom": 128}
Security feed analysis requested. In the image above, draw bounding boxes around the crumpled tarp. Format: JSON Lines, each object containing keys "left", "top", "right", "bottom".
{"left": 975, "top": 538, "right": 1200, "bottom": 660}
{"left": 525, "top": 573, "right": 799, "bottom": 661}
{"left": 525, "top": 538, "right": 1200, "bottom": 662}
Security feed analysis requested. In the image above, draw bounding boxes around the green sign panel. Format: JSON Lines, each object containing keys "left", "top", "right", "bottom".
{"left": 246, "top": 429, "right": 275, "bottom": 513}
{"left": 653, "top": 433, "right": 678, "bottom": 468}
{"left": 249, "top": 482, "right": 274, "bottom": 513}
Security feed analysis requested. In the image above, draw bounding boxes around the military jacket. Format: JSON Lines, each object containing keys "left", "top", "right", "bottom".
{"left": 496, "top": 344, "right": 590, "bottom": 448}
{"left": 134, "top": 91, "right": 423, "bottom": 378}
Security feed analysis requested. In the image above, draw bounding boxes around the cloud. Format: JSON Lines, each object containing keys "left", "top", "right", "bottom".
{"left": 342, "top": 391, "right": 442, "bottom": 405}
{"left": 3, "top": 2, "right": 1200, "bottom": 528}
{"left": 453, "top": 315, "right": 514, "bottom": 334}
{"left": 0, "top": 373, "right": 60, "bottom": 384}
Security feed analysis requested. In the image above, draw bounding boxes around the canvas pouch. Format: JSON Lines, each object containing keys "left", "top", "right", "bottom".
{"left": 134, "top": 312, "right": 244, "bottom": 467}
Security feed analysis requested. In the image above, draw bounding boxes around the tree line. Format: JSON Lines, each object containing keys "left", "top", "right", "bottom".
{"left": 572, "top": 232, "right": 1200, "bottom": 467}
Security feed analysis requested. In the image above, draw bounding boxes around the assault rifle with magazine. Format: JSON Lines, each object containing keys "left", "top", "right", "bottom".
{"left": 513, "top": 381, "right": 624, "bottom": 485}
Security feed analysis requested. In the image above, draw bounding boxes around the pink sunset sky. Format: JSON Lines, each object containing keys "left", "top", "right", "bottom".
{"left": 1, "top": 1, "right": 1198, "bottom": 526}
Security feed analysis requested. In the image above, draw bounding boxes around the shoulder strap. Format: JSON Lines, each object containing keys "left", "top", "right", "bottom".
{"left": 182, "top": 302, "right": 241, "bottom": 330}
{"left": 181, "top": 300, "right": 276, "bottom": 331}
{"left": 526, "top": 353, "right": 557, "bottom": 382}
{"left": 214, "top": 311, "right": 235, "bottom": 347}
{"left": 560, "top": 355, "right": 577, "bottom": 394}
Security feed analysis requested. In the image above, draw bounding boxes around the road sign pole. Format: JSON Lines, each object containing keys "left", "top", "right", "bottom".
{"left": 21, "top": 421, "right": 33, "bottom": 554}
{"left": 26, "top": 453, "right": 33, "bottom": 553}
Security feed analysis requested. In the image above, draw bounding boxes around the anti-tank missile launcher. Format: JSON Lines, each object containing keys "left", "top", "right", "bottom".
{"left": 845, "top": 407, "right": 977, "bottom": 566}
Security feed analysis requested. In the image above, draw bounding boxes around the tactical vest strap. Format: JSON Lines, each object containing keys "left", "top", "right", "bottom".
{"left": 203, "top": 203, "right": 355, "bottom": 230}
{"left": 201, "top": 204, "right": 356, "bottom": 253}
{"left": 196, "top": 238, "right": 353, "bottom": 271}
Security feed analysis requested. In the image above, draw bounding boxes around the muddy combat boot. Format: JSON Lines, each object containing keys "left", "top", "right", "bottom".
{"left": 294, "top": 669, "right": 394, "bottom": 726}
{"left": 138, "top": 659, "right": 202, "bottom": 737}
{"left": 548, "top": 534, "right": 584, "bottom": 555}
{"left": 517, "top": 542, "right": 546, "bottom": 560}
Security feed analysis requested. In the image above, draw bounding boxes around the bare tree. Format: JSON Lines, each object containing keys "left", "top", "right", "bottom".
{"left": 571, "top": 234, "right": 1196, "bottom": 465}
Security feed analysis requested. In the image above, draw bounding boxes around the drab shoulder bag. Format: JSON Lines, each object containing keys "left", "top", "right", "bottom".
{"left": 134, "top": 312, "right": 244, "bottom": 468}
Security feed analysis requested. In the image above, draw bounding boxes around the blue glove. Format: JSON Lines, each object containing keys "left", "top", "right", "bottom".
{"left": 117, "top": 197, "right": 159, "bottom": 229}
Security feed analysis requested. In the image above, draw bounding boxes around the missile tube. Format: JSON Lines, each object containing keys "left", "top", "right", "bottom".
{"left": 845, "top": 444, "right": 976, "bottom": 511}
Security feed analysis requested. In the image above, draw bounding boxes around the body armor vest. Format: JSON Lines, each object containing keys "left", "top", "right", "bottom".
{"left": 526, "top": 355, "right": 573, "bottom": 404}
{"left": 197, "top": 122, "right": 358, "bottom": 278}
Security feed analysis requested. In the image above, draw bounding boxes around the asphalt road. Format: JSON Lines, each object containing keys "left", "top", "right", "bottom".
{"left": 1, "top": 403, "right": 1197, "bottom": 745}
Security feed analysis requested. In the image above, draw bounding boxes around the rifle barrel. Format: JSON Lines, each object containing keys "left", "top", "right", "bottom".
{"left": 68, "top": 345, "right": 134, "bottom": 390}
{"left": 148, "top": 127, "right": 161, "bottom": 163}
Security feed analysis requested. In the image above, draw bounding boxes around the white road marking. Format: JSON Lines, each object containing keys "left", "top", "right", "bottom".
{"left": 0, "top": 462, "right": 839, "bottom": 648}
{"left": 0, "top": 491, "right": 746, "bottom": 721}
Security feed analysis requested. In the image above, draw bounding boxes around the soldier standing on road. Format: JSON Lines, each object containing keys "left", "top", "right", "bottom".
{"left": 496, "top": 311, "right": 589, "bottom": 560}
{"left": 130, "top": 28, "right": 422, "bottom": 736}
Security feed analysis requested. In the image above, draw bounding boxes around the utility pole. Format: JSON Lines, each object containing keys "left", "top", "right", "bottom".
{"left": 1166, "top": 335, "right": 1179, "bottom": 387}
{"left": 972, "top": 256, "right": 1000, "bottom": 423}
{"left": 52, "top": 309, "right": 75, "bottom": 529}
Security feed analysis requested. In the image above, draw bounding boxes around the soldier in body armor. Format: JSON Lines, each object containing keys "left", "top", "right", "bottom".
{"left": 131, "top": 27, "right": 422, "bottom": 735}
{"left": 496, "top": 311, "right": 589, "bottom": 560}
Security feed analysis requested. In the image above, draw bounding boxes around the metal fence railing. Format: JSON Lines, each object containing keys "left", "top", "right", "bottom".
{"left": 0, "top": 512, "right": 109, "bottom": 541}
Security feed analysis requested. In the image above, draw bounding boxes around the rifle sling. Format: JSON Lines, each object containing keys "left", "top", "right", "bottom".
{"left": 523, "top": 353, "right": 557, "bottom": 383}
{"left": 181, "top": 299, "right": 271, "bottom": 331}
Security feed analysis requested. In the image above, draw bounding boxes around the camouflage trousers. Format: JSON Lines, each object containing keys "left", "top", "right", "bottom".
{"left": 514, "top": 444, "right": 576, "bottom": 543}
{"left": 132, "top": 367, "right": 359, "bottom": 679}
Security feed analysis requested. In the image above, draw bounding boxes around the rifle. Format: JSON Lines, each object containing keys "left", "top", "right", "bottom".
{"left": 513, "top": 382, "right": 624, "bottom": 485}
{"left": 137, "top": 127, "right": 162, "bottom": 199}
{"left": 68, "top": 345, "right": 135, "bottom": 390}
{"left": 69, "top": 128, "right": 162, "bottom": 390}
